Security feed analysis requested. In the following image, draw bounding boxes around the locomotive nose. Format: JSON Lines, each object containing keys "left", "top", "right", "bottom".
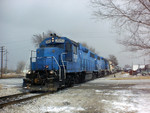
{"left": 35, "top": 47, "right": 63, "bottom": 70}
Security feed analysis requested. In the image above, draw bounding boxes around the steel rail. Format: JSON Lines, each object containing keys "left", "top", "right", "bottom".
{"left": 0, "top": 92, "right": 51, "bottom": 108}
{"left": 0, "top": 92, "right": 29, "bottom": 100}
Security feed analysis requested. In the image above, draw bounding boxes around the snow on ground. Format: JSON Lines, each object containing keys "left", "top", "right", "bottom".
{"left": 0, "top": 78, "right": 22, "bottom": 96}
{"left": 0, "top": 74, "right": 150, "bottom": 113}
{"left": 0, "top": 78, "right": 22, "bottom": 86}
{"left": 40, "top": 106, "right": 85, "bottom": 113}
{"left": 123, "top": 73, "right": 130, "bottom": 77}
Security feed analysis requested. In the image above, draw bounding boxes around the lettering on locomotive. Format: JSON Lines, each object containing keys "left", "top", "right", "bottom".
{"left": 55, "top": 39, "right": 65, "bottom": 43}
{"left": 46, "top": 40, "right": 51, "bottom": 44}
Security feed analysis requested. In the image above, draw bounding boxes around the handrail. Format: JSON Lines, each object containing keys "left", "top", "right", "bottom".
{"left": 61, "top": 53, "right": 67, "bottom": 79}
{"left": 51, "top": 56, "right": 61, "bottom": 81}
{"left": 30, "top": 50, "right": 36, "bottom": 70}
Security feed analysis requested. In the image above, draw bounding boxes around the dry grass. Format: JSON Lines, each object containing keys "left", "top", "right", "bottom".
{"left": 111, "top": 76, "right": 150, "bottom": 80}
{"left": 121, "top": 71, "right": 127, "bottom": 74}
{"left": 0, "top": 85, "right": 2, "bottom": 90}
{"left": 1, "top": 73, "right": 25, "bottom": 79}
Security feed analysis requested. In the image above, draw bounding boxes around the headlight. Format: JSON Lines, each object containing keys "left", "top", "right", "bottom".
{"left": 50, "top": 70, "right": 54, "bottom": 74}
{"left": 45, "top": 65, "right": 49, "bottom": 68}
{"left": 27, "top": 71, "right": 31, "bottom": 74}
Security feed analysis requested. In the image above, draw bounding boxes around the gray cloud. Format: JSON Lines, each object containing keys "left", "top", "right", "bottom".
{"left": 0, "top": 0, "right": 144, "bottom": 69}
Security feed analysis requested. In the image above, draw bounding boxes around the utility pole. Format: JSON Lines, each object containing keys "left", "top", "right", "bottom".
{"left": 1, "top": 46, "right": 5, "bottom": 78}
{"left": 5, "top": 49, "right": 8, "bottom": 74}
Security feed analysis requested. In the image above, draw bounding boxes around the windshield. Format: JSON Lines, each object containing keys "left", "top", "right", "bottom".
{"left": 41, "top": 44, "right": 64, "bottom": 49}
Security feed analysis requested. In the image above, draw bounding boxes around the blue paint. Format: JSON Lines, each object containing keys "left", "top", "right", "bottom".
{"left": 31, "top": 36, "right": 109, "bottom": 74}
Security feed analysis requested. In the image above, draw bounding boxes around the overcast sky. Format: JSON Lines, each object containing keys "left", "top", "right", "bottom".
{"left": 0, "top": 0, "right": 147, "bottom": 70}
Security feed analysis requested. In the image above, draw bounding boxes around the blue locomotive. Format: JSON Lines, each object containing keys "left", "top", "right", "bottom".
{"left": 23, "top": 34, "right": 110, "bottom": 91}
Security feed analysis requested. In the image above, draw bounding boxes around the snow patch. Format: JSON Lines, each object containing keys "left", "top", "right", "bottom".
{"left": 3, "top": 85, "right": 19, "bottom": 88}
{"left": 41, "top": 106, "right": 85, "bottom": 113}
{"left": 123, "top": 73, "right": 129, "bottom": 77}
{"left": 101, "top": 99, "right": 110, "bottom": 103}
{"left": 113, "top": 101, "right": 137, "bottom": 111}
{"left": 95, "top": 90, "right": 103, "bottom": 93}
{"left": 130, "top": 84, "right": 150, "bottom": 90}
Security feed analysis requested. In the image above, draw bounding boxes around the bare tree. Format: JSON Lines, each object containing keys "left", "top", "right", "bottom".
{"left": 91, "top": 0, "right": 150, "bottom": 55}
{"left": 108, "top": 54, "right": 118, "bottom": 66}
{"left": 124, "top": 64, "right": 131, "bottom": 69}
{"left": 16, "top": 61, "right": 25, "bottom": 74}
{"left": 81, "top": 42, "right": 96, "bottom": 53}
{"left": 32, "top": 30, "right": 58, "bottom": 47}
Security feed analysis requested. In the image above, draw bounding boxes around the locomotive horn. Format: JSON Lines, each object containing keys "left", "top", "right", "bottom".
{"left": 53, "top": 33, "right": 56, "bottom": 37}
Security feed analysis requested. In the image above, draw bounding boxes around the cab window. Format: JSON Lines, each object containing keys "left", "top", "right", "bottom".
{"left": 65, "top": 42, "right": 72, "bottom": 52}
{"left": 73, "top": 45, "right": 77, "bottom": 54}
{"left": 47, "top": 44, "right": 64, "bottom": 48}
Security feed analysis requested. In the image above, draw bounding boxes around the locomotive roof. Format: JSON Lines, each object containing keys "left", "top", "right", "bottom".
{"left": 40, "top": 36, "right": 79, "bottom": 47}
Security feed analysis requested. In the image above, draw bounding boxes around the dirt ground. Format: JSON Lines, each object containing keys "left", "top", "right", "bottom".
{"left": 0, "top": 72, "right": 150, "bottom": 113}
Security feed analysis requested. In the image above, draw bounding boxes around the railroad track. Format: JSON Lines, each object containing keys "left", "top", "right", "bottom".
{"left": 0, "top": 92, "right": 51, "bottom": 108}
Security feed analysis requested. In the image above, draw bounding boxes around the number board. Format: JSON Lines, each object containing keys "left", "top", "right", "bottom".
{"left": 55, "top": 39, "right": 65, "bottom": 43}
{"left": 46, "top": 40, "right": 51, "bottom": 44}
